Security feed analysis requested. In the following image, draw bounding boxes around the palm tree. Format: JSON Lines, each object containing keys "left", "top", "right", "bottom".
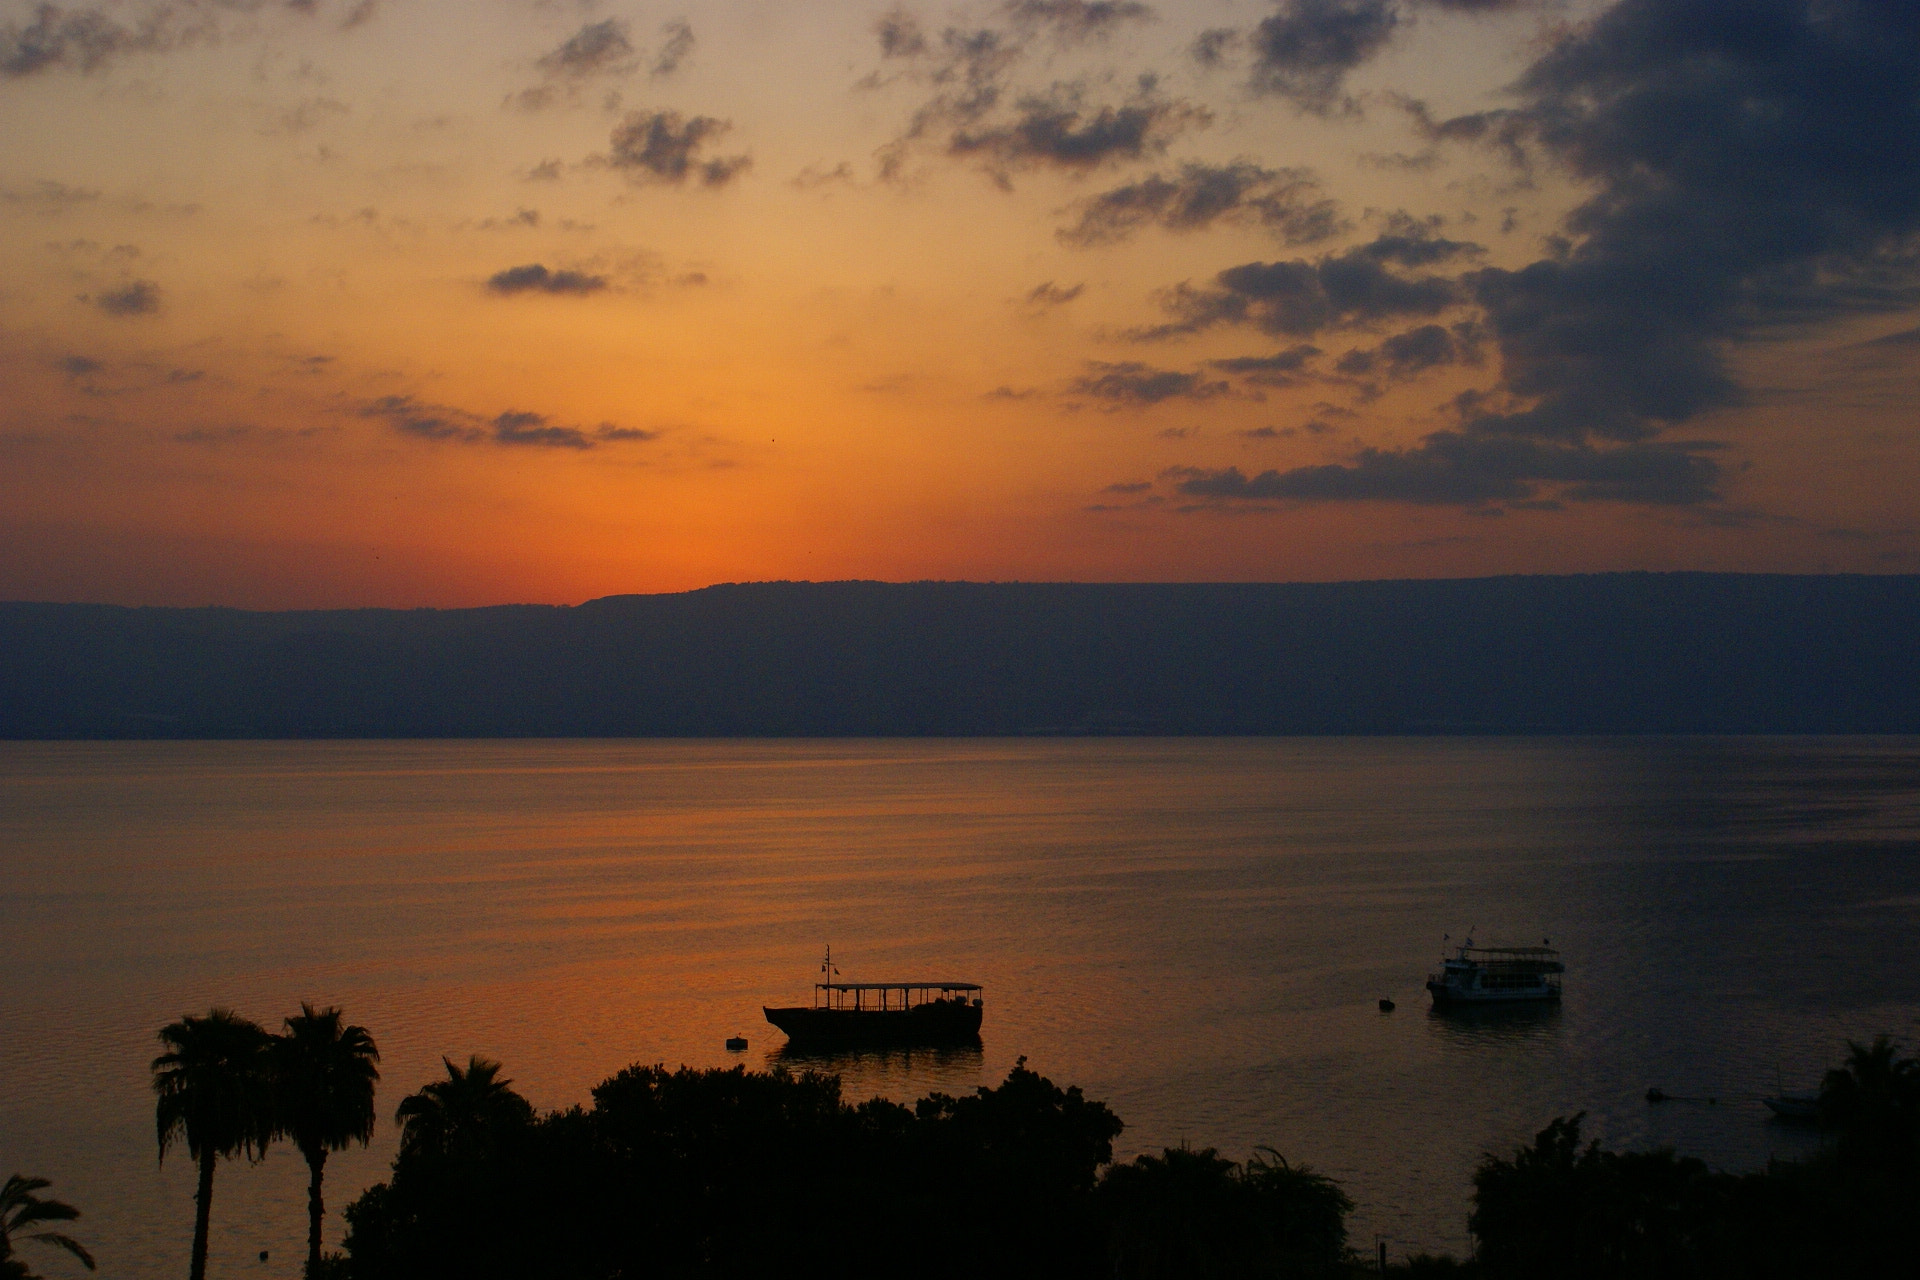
{"left": 394, "top": 1056, "right": 534, "bottom": 1163}
{"left": 152, "top": 1010, "right": 275, "bottom": 1280}
{"left": 1, "top": 1175, "right": 95, "bottom": 1280}
{"left": 1821, "top": 1035, "right": 1920, "bottom": 1172}
{"left": 273, "top": 1005, "right": 380, "bottom": 1278}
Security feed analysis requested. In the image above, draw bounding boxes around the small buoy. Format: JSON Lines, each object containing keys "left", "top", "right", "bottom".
{"left": 1646, "top": 1088, "right": 1668, "bottom": 1103}
{"left": 258, "top": 1252, "right": 269, "bottom": 1263}
{"left": 1378, "top": 998, "right": 1395, "bottom": 1012}
{"left": 725, "top": 1035, "right": 748, "bottom": 1051}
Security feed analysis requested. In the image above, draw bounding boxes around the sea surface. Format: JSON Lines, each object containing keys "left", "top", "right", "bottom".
{"left": 4, "top": 737, "right": 1920, "bottom": 1276}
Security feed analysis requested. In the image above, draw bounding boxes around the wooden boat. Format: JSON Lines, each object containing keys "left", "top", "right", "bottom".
{"left": 764, "top": 948, "right": 983, "bottom": 1047}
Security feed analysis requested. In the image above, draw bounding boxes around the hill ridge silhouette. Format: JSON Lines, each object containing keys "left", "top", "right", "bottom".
{"left": 4, "top": 573, "right": 1916, "bottom": 737}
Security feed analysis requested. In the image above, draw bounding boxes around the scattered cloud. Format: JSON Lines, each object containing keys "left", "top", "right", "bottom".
{"left": 652, "top": 19, "right": 695, "bottom": 77}
{"left": 485, "top": 263, "right": 609, "bottom": 295}
{"left": 792, "top": 162, "right": 856, "bottom": 189}
{"left": 1190, "top": 26, "right": 1237, "bottom": 67}
{"left": 874, "top": 7, "right": 928, "bottom": 58}
{"left": 537, "top": 19, "right": 636, "bottom": 78}
{"left": 361, "top": 396, "right": 656, "bottom": 450}
{"left": 1332, "top": 321, "right": 1481, "bottom": 380}
{"left": 948, "top": 90, "right": 1207, "bottom": 182}
{"left": 1207, "top": 343, "right": 1322, "bottom": 385}
{"left": 1167, "top": 436, "right": 1722, "bottom": 506}
{"left": 57, "top": 354, "right": 103, "bottom": 375}
{"left": 2, "top": 0, "right": 371, "bottom": 77}
{"left": 1138, "top": 223, "right": 1477, "bottom": 339}
{"left": 1003, "top": 0, "right": 1155, "bottom": 44}
{"left": 89, "top": 280, "right": 161, "bottom": 316}
{"left": 2, "top": 2, "right": 193, "bottom": 77}
{"left": 1059, "top": 161, "right": 1341, "bottom": 246}
{"left": 1024, "top": 280, "right": 1084, "bottom": 309}
{"left": 604, "top": 110, "right": 750, "bottom": 186}
{"left": 1247, "top": 0, "right": 1400, "bottom": 114}
{"left": 1071, "top": 360, "right": 1232, "bottom": 405}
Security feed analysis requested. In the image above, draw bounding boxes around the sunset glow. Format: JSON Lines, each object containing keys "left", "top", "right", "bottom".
{"left": 5, "top": 0, "right": 1918, "bottom": 606}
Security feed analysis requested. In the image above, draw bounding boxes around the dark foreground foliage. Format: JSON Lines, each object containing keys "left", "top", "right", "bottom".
{"left": 340, "top": 1057, "right": 1351, "bottom": 1280}
{"left": 336, "top": 1037, "right": 1920, "bottom": 1280}
{"left": 1458, "top": 1037, "right": 1920, "bottom": 1280}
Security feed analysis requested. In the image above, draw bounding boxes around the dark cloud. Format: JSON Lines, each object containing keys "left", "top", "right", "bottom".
{"left": 652, "top": 19, "right": 694, "bottom": 77}
{"left": 1433, "top": 0, "right": 1920, "bottom": 455}
{"left": 606, "top": 110, "right": 750, "bottom": 186}
{"left": 1247, "top": 0, "right": 1399, "bottom": 113}
{"left": 1003, "top": 0, "right": 1154, "bottom": 43}
{"left": 1170, "top": 436, "right": 1721, "bottom": 506}
{"left": 1059, "top": 161, "right": 1341, "bottom": 247}
{"left": 57, "top": 354, "right": 102, "bottom": 375}
{"left": 1071, "top": 360, "right": 1232, "bottom": 405}
{"left": 91, "top": 280, "right": 160, "bottom": 315}
{"left": 538, "top": 19, "right": 634, "bottom": 77}
{"left": 485, "top": 263, "right": 609, "bottom": 295}
{"left": 360, "top": 396, "right": 655, "bottom": 449}
{"left": 948, "top": 93, "right": 1206, "bottom": 178}
{"left": 1207, "top": 343, "right": 1322, "bottom": 384}
{"left": 1139, "top": 227, "right": 1475, "bottom": 338}
{"left": 1150, "top": 0, "right": 1920, "bottom": 510}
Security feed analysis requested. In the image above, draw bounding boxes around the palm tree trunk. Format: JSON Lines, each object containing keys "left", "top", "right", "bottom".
{"left": 190, "top": 1149, "right": 216, "bottom": 1280}
{"left": 305, "top": 1146, "right": 327, "bottom": 1277}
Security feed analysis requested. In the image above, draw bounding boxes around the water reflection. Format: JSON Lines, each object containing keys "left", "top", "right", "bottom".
{"left": 6, "top": 736, "right": 1919, "bottom": 1277}
{"left": 766, "top": 1038, "right": 987, "bottom": 1101}
{"left": 1424, "top": 1002, "right": 1563, "bottom": 1048}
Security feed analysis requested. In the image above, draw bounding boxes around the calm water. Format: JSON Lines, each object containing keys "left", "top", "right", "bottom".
{"left": 4, "top": 738, "right": 1920, "bottom": 1276}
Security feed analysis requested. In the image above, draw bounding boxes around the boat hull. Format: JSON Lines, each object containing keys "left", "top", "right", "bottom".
{"left": 1426, "top": 979, "right": 1560, "bottom": 1005}
{"left": 1763, "top": 1095, "right": 1822, "bottom": 1123}
{"left": 763, "top": 1001, "right": 983, "bottom": 1047}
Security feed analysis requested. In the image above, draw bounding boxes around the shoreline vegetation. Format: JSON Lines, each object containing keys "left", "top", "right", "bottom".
{"left": 14, "top": 1016, "right": 1916, "bottom": 1280}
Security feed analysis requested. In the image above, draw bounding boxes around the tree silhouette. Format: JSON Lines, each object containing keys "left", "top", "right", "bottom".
{"left": 152, "top": 1010, "right": 275, "bottom": 1280}
{"left": 1821, "top": 1035, "right": 1920, "bottom": 1174}
{"left": 1, "top": 1175, "right": 96, "bottom": 1280}
{"left": 394, "top": 1056, "right": 533, "bottom": 1163}
{"left": 274, "top": 1005, "right": 380, "bottom": 1277}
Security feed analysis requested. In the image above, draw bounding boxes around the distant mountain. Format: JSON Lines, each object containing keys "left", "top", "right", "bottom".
{"left": 2, "top": 575, "right": 1916, "bottom": 737}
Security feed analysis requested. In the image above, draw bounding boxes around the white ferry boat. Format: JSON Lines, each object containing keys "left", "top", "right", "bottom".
{"left": 1426, "top": 938, "right": 1563, "bottom": 1005}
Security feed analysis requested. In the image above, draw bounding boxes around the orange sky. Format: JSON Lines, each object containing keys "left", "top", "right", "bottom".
{"left": 3, "top": 0, "right": 1917, "bottom": 607}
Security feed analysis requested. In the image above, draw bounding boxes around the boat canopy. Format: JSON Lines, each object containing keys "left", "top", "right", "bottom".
{"left": 810, "top": 980, "right": 982, "bottom": 1011}
{"left": 1449, "top": 945, "right": 1563, "bottom": 973}
{"left": 817, "top": 990, "right": 983, "bottom": 997}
